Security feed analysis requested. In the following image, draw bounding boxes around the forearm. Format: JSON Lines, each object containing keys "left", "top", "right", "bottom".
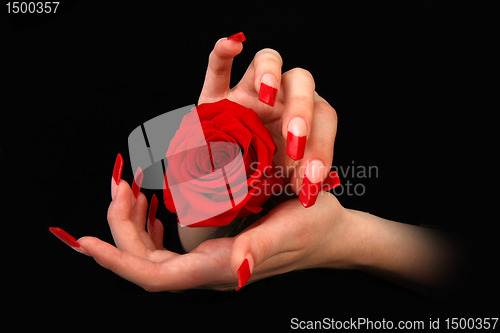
{"left": 335, "top": 209, "right": 458, "bottom": 290}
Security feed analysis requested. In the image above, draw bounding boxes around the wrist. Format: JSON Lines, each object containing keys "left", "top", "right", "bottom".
{"left": 321, "top": 207, "right": 381, "bottom": 271}
{"left": 342, "top": 209, "right": 381, "bottom": 270}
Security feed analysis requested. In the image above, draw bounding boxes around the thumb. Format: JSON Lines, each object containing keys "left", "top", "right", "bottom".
{"left": 231, "top": 204, "right": 298, "bottom": 290}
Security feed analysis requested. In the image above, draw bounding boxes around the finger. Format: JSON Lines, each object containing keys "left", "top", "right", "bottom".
{"left": 107, "top": 180, "right": 150, "bottom": 256}
{"left": 234, "top": 48, "right": 283, "bottom": 107}
{"left": 294, "top": 93, "right": 337, "bottom": 206}
{"left": 80, "top": 236, "right": 223, "bottom": 292}
{"left": 280, "top": 68, "right": 316, "bottom": 161}
{"left": 132, "top": 192, "right": 159, "bottom": 250}
{"left": 79, "top": 236, "right": 173, "bottom": 292}
{"left": 198, "top": 36, "right": 244, "bottom": 104}
{"left": 130, "top": 192, "right": 148, "bottom": 229}
{"left": 230, "top": 200, "right": 304, "bottom": 289}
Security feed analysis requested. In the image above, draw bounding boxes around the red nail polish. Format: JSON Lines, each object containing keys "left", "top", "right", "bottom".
{"left": 112, "top": 153, "right": 124, "bottom": 185}
{"left": 112, "top": 153, "right": 124, "bottom": 199}
{"left": 299, "top": 175, "right": 322, "bottom": 208}
{"left": 286, "top": 132, "right": 306, "bottom": 160}
{"left": 236, "top": 258, "right": 251, "bottom": 291}
{"left": 49, "top": 227, "right": 81, "bottom": 251}
{"left": 258, "top": 83, "right": 278, "bottom": 107}
{"left": 131, "top": 167, "right": 144, "bottom": 199}
{"left": 148, "top": 194, "right": 158, "bottom": 227}
{"left": 227, "top": 32, "right": 246, "bottom": 42}
{"left": 322, "top": 171, "right": 341, "bottom": 191}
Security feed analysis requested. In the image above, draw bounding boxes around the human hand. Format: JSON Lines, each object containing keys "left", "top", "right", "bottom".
{"left": 75, "top": 177, "right": 239, "bottom": 291}
{"left": 199, "top": 33, "right": 338, "bottom": 207}
{"left": 49, "top": 33, "right": 346, "bottom": 291}
{"left": 56, "top": 173, "right": 352, "bottom": 292}
{"left": 51, "top": 169, "right": 453, "bottom": 292}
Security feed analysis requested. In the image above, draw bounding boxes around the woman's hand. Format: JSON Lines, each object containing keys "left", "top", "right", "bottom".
{"left": 199, "top": 33, "right": 338, "bottom": 207}
{"left": 78, "top": 179, "right": 237, "bottom": 291}
{"left": 74, "top": 177, "right": 353, "bottom": 292}
{"left": 54, "top": 167, "right": 453, "bottom": 292}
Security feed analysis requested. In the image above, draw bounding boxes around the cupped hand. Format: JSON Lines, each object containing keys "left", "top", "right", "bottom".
{"left": 78, "top": 178, "right": 354, "bottom": 292}
{"left": 199, "top": 33, "right": 338, "bottom": 205}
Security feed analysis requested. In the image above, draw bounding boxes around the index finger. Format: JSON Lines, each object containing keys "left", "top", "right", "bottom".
{"left": 79, "top": 236, "right": 188, "bottom": 292}
{"left": 78, "top": 236, "right": 162, "bottom": 291}
{"left": 198, "top": 35, "right": 244, "bottom": 104}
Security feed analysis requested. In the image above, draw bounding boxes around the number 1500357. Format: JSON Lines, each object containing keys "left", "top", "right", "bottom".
{"left": 445, "top": 318, "right": 498, "bottom": 330}
{"left": 6, "top": 2, "right": 59, "bottom": 14}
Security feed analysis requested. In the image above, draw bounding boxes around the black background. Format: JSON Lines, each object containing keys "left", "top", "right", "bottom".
{"left": 2, "top": 0, "right": 497, "bottom": 331}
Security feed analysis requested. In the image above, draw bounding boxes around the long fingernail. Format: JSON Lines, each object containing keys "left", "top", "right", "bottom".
{"left": 259, "top": 74, "right": 278, "bottom": 107}
{"left": 227, "top": 32, "right": 246, "bottom": 42}
{"left": 148, "top": 194, "right": 159, "bottom": 228}
{"left": 49, "top": 227, "right": 84, "bottom": 254}
{"left": 131, "top": 167, "right": 144, "bottom": 200}
{"left": 111, "top": 153, "right": 124, "bottom": 200}
{"left": 286, "top": 117, "right": 307, "bottom": 160}
{"left": 299, "top": 160, "right": 326, "bottom": 208}
{"left": 322, "top": 171, "right": 341, "bottom": 191}
{"left": 236, "top": 257, "right": 252, "bottom": 291}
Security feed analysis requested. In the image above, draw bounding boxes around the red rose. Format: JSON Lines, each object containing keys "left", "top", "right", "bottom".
{"left": 163, "top": 99, "right": 283, "bottom": 227}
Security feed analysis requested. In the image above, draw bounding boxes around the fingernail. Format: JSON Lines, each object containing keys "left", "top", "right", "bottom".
{"left": 299, "top": 160, "right": 326, "bottom": 208}
{"left": 227, "top": 32, "right": 246, "bottom": 42}
{"left": 259, "top": 74, "right": 278, "bottom": 107}
{"left": 236, "top": 257, "right": 252, "bottom": 291}
{"left": 131, "top": 167, "right": 144, "bottom": 200}
{"left": 111, "top": 153, "right": 124, "bottom": 200}
{"left": 322, "top": 171, "right": 341, "bottom": 191}
{"left": 148, "top": 194, "right": 159, "bottom": 228}
{"left": 49, "top": 227, "right": 84, "bottom": 254}
{"left": 286, "top": 117, "right": 307, "bottom": 160}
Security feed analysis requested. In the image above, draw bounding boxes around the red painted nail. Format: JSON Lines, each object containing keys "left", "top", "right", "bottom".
{"left": 236, "top": 258, "right": 251, "bottom": 291}
{"left": 258, "top": 83, "right": 278, "bottom": 107}
{"left": 112, "top": 153, "right": 124, "bottom": 185}
{"left": 286, "top": 132, "right": 306, "bottom": 160}
{"left": 111, "top": 153, "right": 124, "bottom": 199}
{"left": 322, "top": 171, "right": 341, "bottom": 191}
{"left": 227, "top": 32, "right": 246, "bottom": 42}
{"left": 49, "top": 227, "right": 81, "bottom": 252}
{"left": 148, "top": 194, "right": 158, "bottom": 227}
{"left": 131, "top": 167, "right": 144, "bottom": 199}
{"left": 299, "top": 175, "right": 322, "bottom": 208}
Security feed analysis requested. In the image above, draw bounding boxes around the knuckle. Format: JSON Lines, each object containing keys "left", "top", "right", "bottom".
{"left": 288, "top": 67, "right": 315, "bottom": 85}
{"left": 255, "top": 235, "right": 275, "bottom": 262}
{"left": 289, "top": 94, "right": 314, "bottom": 114}
{"left": 315, "top": 99, "right": 338, "bottom": 124}
{"left": 255, "top": 48, "right": 283, "bottom": 65}
{"left": 106, "top": 202, "right": 115, "bottom": 222}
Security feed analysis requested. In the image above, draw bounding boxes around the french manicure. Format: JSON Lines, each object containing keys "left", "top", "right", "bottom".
{"left": 299, "top": 160, "right": 326, "bottom": 208}
{"left": 236, "top": 257, "right": 252, "bottom": 291}
{"left": 227, "top": 32, "right": 246, "bottom": 42}
{"left": 286, "top": 117, "right": 307, "bottom": 160}
{"left": 49, "top": 227, "right": 85, "bottom": 254}
{"left": 111, "top": 153, "right": 124, "bottom": 200}
{"left": 131, "top": 167, "right": 144, "bottom": 200}
{"left": 259, "top": 73, "right": 278, "bottom": 107}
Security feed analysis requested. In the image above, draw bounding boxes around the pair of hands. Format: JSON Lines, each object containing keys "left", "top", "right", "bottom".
{"left": 78, "top": 34, "right": 349, "bottom": 291}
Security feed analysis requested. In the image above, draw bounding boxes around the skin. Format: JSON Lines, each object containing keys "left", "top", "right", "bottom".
{"left": 77, "top": 36, "right": 457, "bottom": 293}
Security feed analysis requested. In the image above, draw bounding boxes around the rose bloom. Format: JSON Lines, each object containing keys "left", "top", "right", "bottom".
{"left": 163, "top": 99, "right": 283, "bottom": 227}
